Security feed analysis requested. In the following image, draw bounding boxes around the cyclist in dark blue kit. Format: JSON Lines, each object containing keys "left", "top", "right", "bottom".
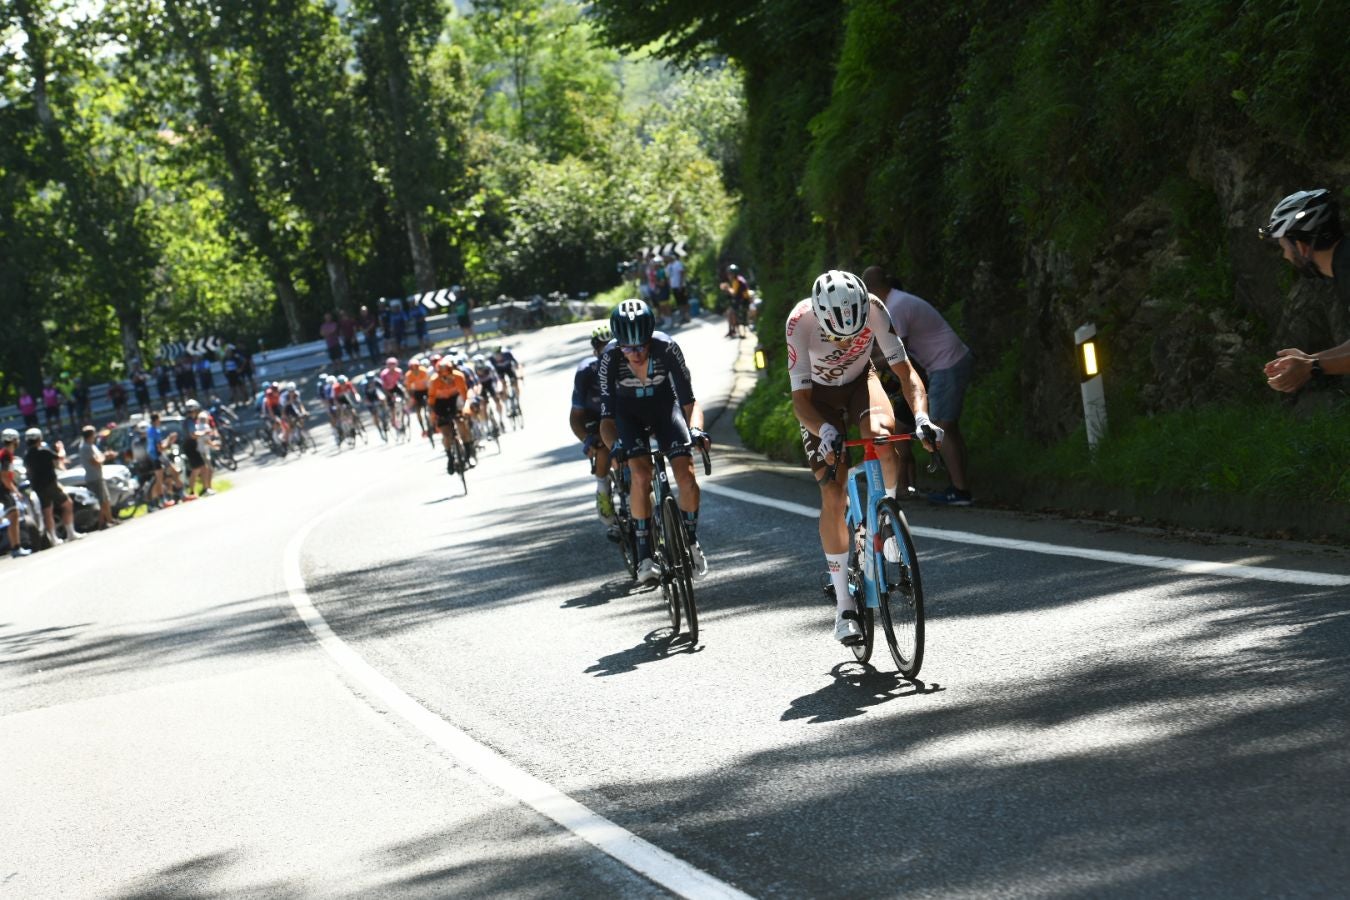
{"left": 571, "top": 326, "right": 616, "bottom": 523}
{"left": 599, "top": 300, "right": 709, "bottom": 585}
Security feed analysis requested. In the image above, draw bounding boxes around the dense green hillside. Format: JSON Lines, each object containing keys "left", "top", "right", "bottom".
{"left": 592, "top": 0, "right": 1349, "bottom": 533}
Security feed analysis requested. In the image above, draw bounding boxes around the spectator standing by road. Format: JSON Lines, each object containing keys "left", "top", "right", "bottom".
{"left": 339, "top": 311, "right": 359, "bottom": 360}
{"left": 78, "top": 424, "right": 117, "bottom": 530}
{"left": 154, "top": 362, "right": 173, "bottom": 408}
{"left": 454, "top": 287, "right": 476, "bottom": 349}
{"left": 863, "top": 266, "right": 975, "bottom": 506}
{"left": 320, "top": 312, "right": 342, "bottom": 364}
{"left": 107, "top": 379, "right": 129, "bottom": 421}
{"left": 1258, "top": 188, "right": 1350, "bottom": 391}
{"left": 196, "top": 354, "right": 214, "bottom": 393}
{"left": 2, "top": 429, "right": 33, "bottom": 558}
{"left": 410, "top": 299, "right": 430, "bottom": 351}
{"left": 174, "top": 355, "right": 196, "bottom": 403}
{"left": 181, "top": 404, "right": 215, "bottom": 498}
{"left": 720, "top": 264, "right": 752, "bottom": 338}
{"left": 222, "top": 348, "right": 245, "bottom": 405}
{"left": 668, "top": 255, "right": 689, "bottom": 324}
{"left": 18, "top": 388, "right": 39, "bottom": 428}
{"left": 23, "top": 427, "right": 81, "bottom": 545}
{"left": 72, "top": 377, "right": 91, "bottom": 423}
{"left": 42, "top": 381, "right": 63, "bottom": 431}
{"left": 239, "top": 348, "right": 257, "bottom": 396}
{"left": 387, "top": 297, "right": 408, "bottom": 352}
{"left": 132, "top": 368, "right": 153, "bottom": 415}
{"left": 359, "top": 304, "right": 380, "bottom": 361}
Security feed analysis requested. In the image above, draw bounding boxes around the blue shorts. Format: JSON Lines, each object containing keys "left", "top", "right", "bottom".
{"left": 927, "top": 352, "right": 973, "bottom": 423}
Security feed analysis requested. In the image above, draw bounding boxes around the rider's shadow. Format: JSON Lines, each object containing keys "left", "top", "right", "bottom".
{"left": 561, "top": 579, "right": 630, "bottom": 609}
{"left": 584, "top": 628, "right": 691, "bottom": 676}
{"left": 781, "top": 663, "right": 943, "bottom": 724}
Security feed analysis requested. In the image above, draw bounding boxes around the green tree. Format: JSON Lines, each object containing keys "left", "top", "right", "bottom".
{"left": 349, "top": 0, "right": 473, "bottom": 293}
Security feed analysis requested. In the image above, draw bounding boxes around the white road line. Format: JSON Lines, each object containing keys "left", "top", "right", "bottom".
{"left": 283, "top": 516, "right": 753, "bottom": 900}
{"left": 701, "top": 482, "right": 1350, "bottom": 588}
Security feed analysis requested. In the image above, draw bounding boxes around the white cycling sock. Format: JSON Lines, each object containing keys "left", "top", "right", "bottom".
{"left": 826, "top": 551, "right": 852, "bottom": 611}
{"left": 595, "top": 475, "right": 607, "bottom": 491}
{"left": 885, "top": 486, "right": 897, "bottom": 500}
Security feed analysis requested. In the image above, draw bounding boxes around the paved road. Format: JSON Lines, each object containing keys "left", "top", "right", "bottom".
{"left": 4, "top": 318, "right": 1349, "bottom": 898}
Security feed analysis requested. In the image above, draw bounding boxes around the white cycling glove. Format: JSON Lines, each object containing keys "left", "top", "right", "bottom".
{"left": 913, "top": 412, "right": 944, "bottom": 449}
{"left": 817, "top": 422, "right": 841, "bottom": 460}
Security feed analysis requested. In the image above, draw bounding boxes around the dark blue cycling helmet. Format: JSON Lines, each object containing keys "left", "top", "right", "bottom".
{"left": 610, "top": 299, "right": 655, "bottom": 346}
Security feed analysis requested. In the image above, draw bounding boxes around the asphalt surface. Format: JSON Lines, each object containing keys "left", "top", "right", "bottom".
{"left": 4, "top": 317, "right": 1349, "bottom": 899}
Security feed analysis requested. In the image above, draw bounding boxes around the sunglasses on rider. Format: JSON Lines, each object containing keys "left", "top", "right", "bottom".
{"left": 620, "top": 344, "right": 648, "bottom": 355}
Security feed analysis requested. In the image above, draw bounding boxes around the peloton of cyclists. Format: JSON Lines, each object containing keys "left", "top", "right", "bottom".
{"left": 570, "top": 325, "right": 616, "bottom": 524}
{"left": 786, "top": 269, "right": 942, "bottom": 645}
{"left": 599, "top": 299, "right": 709, "bottom": 585}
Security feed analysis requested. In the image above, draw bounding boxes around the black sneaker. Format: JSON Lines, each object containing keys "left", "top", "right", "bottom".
{"left": 926, "top": 485, "right": 973, "bottom": 506}
{"left": 446, "top": 455, "right": 456, "bottom": 475}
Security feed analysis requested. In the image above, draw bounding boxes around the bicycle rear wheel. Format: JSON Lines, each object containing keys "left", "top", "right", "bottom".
{"left": 660, "top": 495, "right": 698, "bottom": 644}
{"left": 875, "top": 498, "right": 925, "bottom": 678}
{"left": 846, "top": 521, "right": 874, "bottom": 663}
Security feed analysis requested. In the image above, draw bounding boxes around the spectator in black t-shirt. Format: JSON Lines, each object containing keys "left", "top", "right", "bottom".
{"left": 1259, "top": 188, "right": 1350, "bottom": 391}
{"left": 23, "top": 428, "right": 81, "bottom": 545}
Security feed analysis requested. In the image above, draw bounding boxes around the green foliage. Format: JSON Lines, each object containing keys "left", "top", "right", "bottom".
{"left": 734, "top": 372, "right": 803, "bottom": 463}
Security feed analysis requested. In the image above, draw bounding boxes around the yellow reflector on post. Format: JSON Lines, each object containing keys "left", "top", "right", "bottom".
{"left": 1082, "top": 342, "right": 1098, "bottom": 377}
{"left": 754, "top": 346, "right": 767, "bottom": 370}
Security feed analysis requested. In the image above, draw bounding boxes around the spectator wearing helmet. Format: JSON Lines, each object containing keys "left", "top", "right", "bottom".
{"left": 787, "top": 269, "right": 942, "bottom": 646}
{"left": 862, "top": 266, "right": 974, "bottom": 506}
{"left": 1258, "top": 188, "right": 1350, "bottom": 392}
{"left": 180, "top": 401, "right": 213, "bottom": 496}
{"left": 2, "top": 428, "right": 33, "bottom": 557}
{"left": 571, "top": 325, "right": 617, "bottom": 523}
{"left": 599, "top": 299, "right": 710, "bottom": 584}
{"left": 23, "top": 427, "right": 82, "bottom": 545}
{"left": 189, "top": 412, "right": 218, "bottom": 496}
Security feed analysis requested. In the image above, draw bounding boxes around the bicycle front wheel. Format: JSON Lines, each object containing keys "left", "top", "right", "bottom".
{"left": 660, "top": 495, "right": 698, "bottom": 644}
{"left": 875, "top": 498, "right": 925, "bottom": 678}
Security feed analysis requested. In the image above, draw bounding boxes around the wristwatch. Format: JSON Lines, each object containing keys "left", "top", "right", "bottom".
{"left": 1311, "top": 359, "right": 1324, "bottom": 377}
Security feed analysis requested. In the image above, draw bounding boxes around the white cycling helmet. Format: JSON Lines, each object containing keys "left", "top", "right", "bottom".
{"left": 811, "top": 269, "right": 870, "bottom": 340}
{"left": 24, "top": 427, "right": 43, "bottom": 442}
{"left": 1, "top": 428, "right": 19, "bottom": 444}
{"left": 1259, "top": 189, "right": 1342, "bottom": 246}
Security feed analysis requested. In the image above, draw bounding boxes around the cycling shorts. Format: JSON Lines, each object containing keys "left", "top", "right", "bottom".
{"left": 610, "top": 400, "right": 692, "bottom": 462}
{"left": 798, "top": 365, "right": 890, "bottom": 476}
{"left": 411, "top": 389, "right": 428, "bottom": 408}
{"left": 432, "top": 396, "right": 462, "bottom": 421}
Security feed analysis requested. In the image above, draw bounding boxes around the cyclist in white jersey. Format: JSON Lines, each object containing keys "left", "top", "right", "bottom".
{"left": 786, "top": 269, "right": 942, "bottom": 644}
